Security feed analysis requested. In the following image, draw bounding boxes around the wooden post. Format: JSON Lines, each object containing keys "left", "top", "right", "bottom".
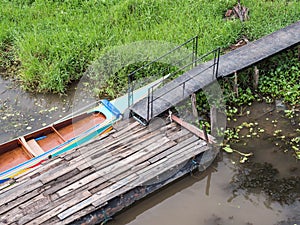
{"left": 205, "top": 172, "right": 211, "bottom": 196}
{"left": 234, "top": 71, "right": 239, "bottom": 97}
{"left": 191, "top": 93, "right": 198, "bottom": 119}
{"left": 202, "top": 123, "right": 209, "bottom": 143}
{"left": 253, "top": 66, "right": 259, "bottom": 90}
{"left": 210, "top": 105, "right": 218, "bottom": 137}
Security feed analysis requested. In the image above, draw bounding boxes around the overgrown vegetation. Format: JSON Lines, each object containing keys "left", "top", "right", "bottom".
{"left": 219, "top": 47, "right": 300, "bottom": 160}
{"left": 221, "top": 47, "right": 300, "bottom": 108}
{"left": 0, "top": 0, "right": 300, "bottom": 93}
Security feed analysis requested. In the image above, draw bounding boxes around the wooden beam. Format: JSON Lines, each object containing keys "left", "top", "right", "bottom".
{"left": 171, "top": 115, "right": 215, "bottom": 144}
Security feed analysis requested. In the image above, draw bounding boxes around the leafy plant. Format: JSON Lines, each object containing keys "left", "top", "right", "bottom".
{"left": 1, "top": 0, "right": 299, "bottom": 93}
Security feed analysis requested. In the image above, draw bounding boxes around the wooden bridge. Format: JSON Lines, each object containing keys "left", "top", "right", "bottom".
{"left": 0, "top": 21, "right": 299, "bottom": 225}
{"left": 130, "top": 20, "right": 300, "bottom": 124}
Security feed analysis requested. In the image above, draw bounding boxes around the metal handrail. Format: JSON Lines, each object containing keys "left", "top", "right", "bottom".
{"left": 146, "top": 47, "right": 220, "bottom": 121}
{"left": 127, "top": 36, "right": 199, "bottom": 107}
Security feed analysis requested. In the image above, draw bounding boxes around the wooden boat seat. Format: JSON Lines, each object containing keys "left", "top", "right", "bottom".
{"left": 27, "top": 139, "right": 44, "bottom": 157}
{"left": 20, "top": 137, "right": 44, "bottom": 157}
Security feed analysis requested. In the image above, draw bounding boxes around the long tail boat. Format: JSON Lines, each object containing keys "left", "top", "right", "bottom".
{"left": 0, "top": 76, "right": 169, "bottom": 183}
{"left": 0, "top": 99, "right": 121, "bottom": 183}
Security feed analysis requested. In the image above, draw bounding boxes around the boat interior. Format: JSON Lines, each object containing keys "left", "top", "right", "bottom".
{"left": 0, "top": 111, "right": 106, "bottom": 173}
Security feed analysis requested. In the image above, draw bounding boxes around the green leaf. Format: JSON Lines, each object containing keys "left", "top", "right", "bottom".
{"left": 223, "top": 146, "right": 233, "bottom": 153}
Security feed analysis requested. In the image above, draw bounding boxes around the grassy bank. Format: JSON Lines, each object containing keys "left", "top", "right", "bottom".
{"left": 0, "top": 0, "right": 300, "bottom": 93}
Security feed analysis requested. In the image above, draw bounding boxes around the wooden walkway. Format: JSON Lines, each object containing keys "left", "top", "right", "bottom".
{"left": 0, "top": 117, "right": 212, "bottom": 225}
{"left": 130, "top": 20, "right": 300, "bottom": 123}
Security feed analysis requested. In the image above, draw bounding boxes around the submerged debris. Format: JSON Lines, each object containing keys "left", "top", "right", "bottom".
{"left": 234, "top": 162, "right": 300, "bottom": 204}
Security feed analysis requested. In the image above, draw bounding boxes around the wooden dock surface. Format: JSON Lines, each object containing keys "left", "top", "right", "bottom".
{"left": 130, "top": 21, "right": 300, "bottom": 122}
{"left": 0, "top": 117, "right": 210, "bottom": 225}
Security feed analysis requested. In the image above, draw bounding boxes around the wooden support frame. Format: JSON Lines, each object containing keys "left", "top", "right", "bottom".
{"left": 171, "top": 115, "right": 215, "bottom": 144}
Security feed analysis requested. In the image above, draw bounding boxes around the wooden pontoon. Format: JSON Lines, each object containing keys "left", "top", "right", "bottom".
{"left": 0, "top": 115, "right": 215, "bottom": 225}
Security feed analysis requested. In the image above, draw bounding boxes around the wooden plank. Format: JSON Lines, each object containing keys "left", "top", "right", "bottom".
{"left": 135, "top": 144, "right": 210, "bottom": 185}
{"left": 167, "top": 128, "right": 191, "bottom": 141}
{"left": 81, "top": 129, "right": 165, "bottom": 171}
{"left": 89, "top": 146, "right": 173, "bottom": 191}
{"left": 112, "top": 117, "right": 136, "bottom": 131}
{"left": 19, "top": 136, "right": 34, "bottom": 157}
{"left": 56, "top": 137, "right": 176, "bottom": 219}
{"left": 51, "top": 125, "right": 66, "bottom": 142}
{"left": 54, "top": 205, "right": 97, "bottom": 225}
{"left": 91, "top": 141, "right": 192, "bottom": 208}
{"left": 0, "top": 204, "right": 25, "bottom": 225}
{"left": 137, "top": 140, "right": 205, "bottom": 177}
{"left": 90, "top": 173, "right": 139, "bottom": 208}
{"left": 0, "top": 188, "right": 40, "bottom": 215}
{"left": 0, "top": 178, "right": 27, "bottom": 194}
{"left": 79, "top": 125, "right": 148, "bottom": 159}
{"left": 18, "top": 183, "right": 100, "bottom": 225}
{"left": 92, "top": 134, "right": 166, "bottom": 170}
{"left": 56, "top": 193, "right": 100, "bottom": 220}
{"left": 96, "top": 138, "right": 175, "bottom": 178}
{"left": 79, "top": 118, "right": 174, "bottom": 161}
{"left": 57, "top": 172, "right": 101, "bottom": 197}
{"left": 88, "top": 161, "right": 151, "bottom": 195}
{"left": 0, "top": 179, "right": 16, "bottom": 192}
{"left": 24, "top": 190, "right": 92, "bottom": 225}
{"left": 111, "top": 121, "right": 140, "bottom": 137}
{"left": 38, "top": 160, "right": 84, "bottom": 184}
{"left": 0, "top": 179, "right": 43, "bottom": 207}
{"left": 0, "top": 158, "right": 64, "bottom": 195}
{"left": 14, "top": 157, "right": 64, "bottom": 181}
{"left": 148, "top": 135, "right": 199, "bottom": 164}
{"left": 0, "top": 120, "right": 202, "bottom": 224}
{"left": 20, "top": 194, "right": 50, "bottom": 216}
{"left": 90, "top": 141, "right": 196, "bottom": 208}
{"left": 57, "top": 173, "right": 138, "bottom": 220}
{"left": 171, "top": 115, "right": 215, "bottom": 144}
{"left": 0, "top": 119, "right": 198, "bottom": 224}
{"left": 117, "top": 135, "right": 169, "bottom": 158}
{"left": 44, "top": 168, "right": 94, "bottom": 196}
{"left": 19, "top": 193, "right": 48, "bottom": 210}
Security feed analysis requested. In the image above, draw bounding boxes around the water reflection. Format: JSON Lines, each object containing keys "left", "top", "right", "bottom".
{"left": 108, "top": 155, "right": 299, "bottom": 225}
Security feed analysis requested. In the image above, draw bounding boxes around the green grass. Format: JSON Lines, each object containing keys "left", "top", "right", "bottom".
{"left": 0, "top": 0, "right": 300, "bottom": 93}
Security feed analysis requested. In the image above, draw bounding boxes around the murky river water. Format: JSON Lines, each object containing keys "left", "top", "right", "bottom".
{"left": 108, "top": 158, "right": 299, "bottom": 225}
{"left": 1, "top": 77, "right": 299, "bottom": 225}
{"left": 0, "top": 76, "right": 97, "bottom": 143}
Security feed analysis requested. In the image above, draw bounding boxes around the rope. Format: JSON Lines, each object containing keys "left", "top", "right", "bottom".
{"left": 100, "top": 209, "right": 112, "bottom": 225}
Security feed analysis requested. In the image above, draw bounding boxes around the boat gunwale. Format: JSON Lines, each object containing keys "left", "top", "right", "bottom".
{"left": 0, "top": 100, "right": 120, "bottom": 180}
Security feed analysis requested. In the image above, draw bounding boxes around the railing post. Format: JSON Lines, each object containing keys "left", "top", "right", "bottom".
{"left": 151, "top": 87, "right": 154, "bottom": 120}
{"left": 194, "top": 36, "right": 198, "bottom": 67}
{"left": 215, "top": 48, "right": 220, "bottom": 79}
{"left": 147, "top": 88, "right": 151, "bottom": 121}
{"left": 212, "top": 48, "right": 220, "bottom": 79}
{"left": 128, "top": 73, "right": 133, "bottom": 107}
{"left": 213, "top": 50, "right": 217, "bottom": 80}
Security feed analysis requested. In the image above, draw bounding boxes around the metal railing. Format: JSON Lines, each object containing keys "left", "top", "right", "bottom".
{"left": 127, "top": 36, "right": 199, "bottom": 107}
{"left": 146, "top": 47, "right": 220, "bottom": 121}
